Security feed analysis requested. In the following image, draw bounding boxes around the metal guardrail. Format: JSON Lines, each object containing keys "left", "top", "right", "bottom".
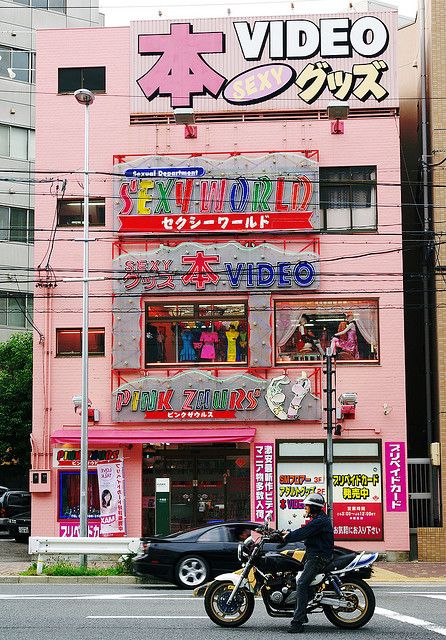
{"left": 29, "top": 536, "right": 141, "bottom": 575}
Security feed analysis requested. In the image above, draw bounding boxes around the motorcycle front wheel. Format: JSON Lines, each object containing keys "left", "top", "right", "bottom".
{"left": 204, "top": 580, "right": 255, "bottom": 627}
{"left": 322, "top": 577, "right": 376, "bottom": 629}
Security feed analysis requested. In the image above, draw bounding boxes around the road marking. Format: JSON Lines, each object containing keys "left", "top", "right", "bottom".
{"left": 0, "top": 595, "right": 195, "bottom": 600}
{"left": 376, "top": 607, "right": 446, "bottom": 636}
{"left": 87, "top": 616, "right": 207, "bottom": 620}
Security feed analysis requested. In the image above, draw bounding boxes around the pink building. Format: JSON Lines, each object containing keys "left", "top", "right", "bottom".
{"left": 32, "top": 10, "right": 409, "bottom": 557}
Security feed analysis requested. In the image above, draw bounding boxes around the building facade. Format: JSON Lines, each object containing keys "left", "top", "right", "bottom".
{"left": 0, "top": 0, "right": 103, "bottom": 343}
{"left": 33, "top": 9, "right": 409, "bottom": 554}
{"left": 399, "top": 0, "right": 446, "bottom": 561}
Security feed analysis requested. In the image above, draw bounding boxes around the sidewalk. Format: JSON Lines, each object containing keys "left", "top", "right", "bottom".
{"left": 0, "top": 560, "right": 446, "bottom": 583}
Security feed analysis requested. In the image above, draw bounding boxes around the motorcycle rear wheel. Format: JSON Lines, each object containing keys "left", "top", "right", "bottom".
{"left": 204, "top": 580, "right": 255, "bottom": 628}
{"left": 322, "top": 577, "right": 375, "bottom": 629}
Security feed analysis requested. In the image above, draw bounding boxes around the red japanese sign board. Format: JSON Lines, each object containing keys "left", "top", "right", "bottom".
{"left": 118, "top": 210, "right": 313, "bottom": 234}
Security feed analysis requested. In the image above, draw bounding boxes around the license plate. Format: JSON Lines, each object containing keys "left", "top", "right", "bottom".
{"left": 18, "top": 527, "right": 29, "bottom": 533}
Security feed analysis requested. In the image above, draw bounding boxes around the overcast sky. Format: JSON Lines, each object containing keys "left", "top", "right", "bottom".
{"left": 99, "top": 0, "right": 418, "bottom": 27}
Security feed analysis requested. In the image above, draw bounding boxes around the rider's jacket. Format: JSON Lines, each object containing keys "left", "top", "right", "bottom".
{"left": 286, "top": 511, "right": 334, "bottom": 559}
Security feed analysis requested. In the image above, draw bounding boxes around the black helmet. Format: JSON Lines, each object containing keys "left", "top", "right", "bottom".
{"left": 303, "top": 493, "right": 325, "bottom": 508}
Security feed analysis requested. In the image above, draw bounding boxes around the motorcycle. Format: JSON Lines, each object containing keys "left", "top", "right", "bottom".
{"left": 195, "top": 521, "right": 378, "bottom": 629}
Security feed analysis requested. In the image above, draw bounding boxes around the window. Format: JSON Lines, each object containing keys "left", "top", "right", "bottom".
{"left": 57, "top": 199, "right": 105, "bottom": 227}
{"left": 0, "top": 292, "right": 33, "bottom": 328}
{"left": 0, "top": 46, "right": 35, "bottom": 83}
{"left": 320, "top": 166, "right": 377, "bottom": 231}
{"left": 10, "top": 0, "right": 66, "bottom": 11}
{"left": 59, "top": 471, "right": 99, "bottom": 519}
{"left": 0, "top": 206, "right": 34, "bottom": 243}
{"left": 0, "top": 124, "right": 34, "bottom": 160}
{"left": 197, "top": 527, "right": 227, "bottom": 542}
{"left": 58, "top": 67, "right": 106, "bottom": 94}
{"left": 275, "top": 300, "right": 379, "bottom": 364}
{"left": 56, "top": 328, "right": 105, "bottom": 356}
{"left": 145, "top": 302, "right": 247, "bottom": 366}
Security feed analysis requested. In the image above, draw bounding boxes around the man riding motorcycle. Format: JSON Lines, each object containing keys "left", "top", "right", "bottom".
{"left": 282, "top": 493, "right": 334, "bottom": 634}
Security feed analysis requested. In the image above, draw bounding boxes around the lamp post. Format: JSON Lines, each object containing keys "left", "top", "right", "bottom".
{"left": 324, "top": 348, "right": 336, "bottom": 520}
{"left": 74, "top": 88, "right": 95, "bottom": 566}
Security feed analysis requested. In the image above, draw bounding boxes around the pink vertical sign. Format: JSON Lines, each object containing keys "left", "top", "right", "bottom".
{"left": 254, "top": 443, "right": 275, "bottom": 523}
{"left": 385, "top": 442, "right": 407, "bottom": 512}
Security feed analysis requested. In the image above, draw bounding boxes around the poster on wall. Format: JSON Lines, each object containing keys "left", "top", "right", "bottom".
{"left": 59, "top": 523, "right": 101, "bottom": 538}
{"left": 97, "top": 459, "right": 126, "bottom": 536}
{"left": 254, "top": 443, "right": 275, "bottom": 523}
{"left": 276, "top": 460, "right": 383, "bottom": 541}
{"left": 276, "top": 461, "right": 325, "bottom": 531}
{"left": 332, "top": 462, "right": 383, "bottom": 541}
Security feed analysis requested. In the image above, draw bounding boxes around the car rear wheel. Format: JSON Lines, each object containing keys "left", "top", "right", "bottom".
{"left": 175, "top": 555, "right": 209, "bottom": 589}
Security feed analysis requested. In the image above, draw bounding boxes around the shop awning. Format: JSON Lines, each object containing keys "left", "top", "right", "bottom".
{"left": 51, "top": 427, "right": 256, "bottom": 445}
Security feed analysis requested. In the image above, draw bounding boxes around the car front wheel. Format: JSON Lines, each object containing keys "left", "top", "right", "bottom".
{"left": 175, "top": 555, "right": 209, "bottom": 589}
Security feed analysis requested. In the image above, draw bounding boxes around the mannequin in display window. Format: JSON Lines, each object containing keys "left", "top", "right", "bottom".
{"left": 145, "top": 323, "right": 159, "bottom": 363}
{"left": 330, "top": 311, "right": 359, "bottom": 360}
{"left": 226, "top": 324, "right": 240, "bottom": 362}
{"left": 180, "top": 326, "right": 196, "bottom": 361}
{"left": 199, "top": 326, "right": 218, "bottom": 361}
{"left": 296, "top": 314, "right": 324, "bottom": 356}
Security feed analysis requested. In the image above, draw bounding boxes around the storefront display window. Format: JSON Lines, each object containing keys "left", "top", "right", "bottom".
{"left": 58, "top": 471, "right": 100, "bottom": 519}
{"left": 145, "top": 302, "right": 247, "bottom": 366}
{"left": 275, "top": 299, "right": 379, "bottom": 363}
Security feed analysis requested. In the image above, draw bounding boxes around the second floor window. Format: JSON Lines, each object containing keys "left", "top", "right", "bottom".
{"left": 56, "top": 328, "right": 105, "bottom": 356}
{"left": 320, "top": 166, "right": 377, "bottom": 231}
{"left": 145, "top": 302, "right": 247, "bottom": 367}
{"left": 57, "top": 199, "right": 105, "bottom": 226}
{"left": 0, "top": 124, "right": 34, "bottom": 160}
{"left": 0, "top": 46, "right": 35, "bottom": 83}
{"left": 0, "top": 292, "right": 33, "bottom": 328}
{"left": 58, "top": 67, "right": 106, "bottom": 94}
{"left": 0, "top": 206, "right": 34, "bottom": 243}
{"left": 11, "top": 0, "right": 66, "bottom": 12}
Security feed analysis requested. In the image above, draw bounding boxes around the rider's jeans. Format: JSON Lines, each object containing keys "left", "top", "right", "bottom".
{"left": 292, "top": 554, "right": 331, "bottom": 625}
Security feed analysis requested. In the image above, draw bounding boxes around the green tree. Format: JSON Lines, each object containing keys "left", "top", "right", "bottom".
{"left": 0, "top": 332, "right": 32, "bottom": 474}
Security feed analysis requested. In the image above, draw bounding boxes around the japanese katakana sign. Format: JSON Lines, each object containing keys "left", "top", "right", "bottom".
{"left": 131, "top": 13, "right": 397, "bottom": 113}
{"left": 114, "top": 152, "right": 319, "bottom": 235}
{"left": 112, "top": 370, "right": 322, "bottom": 423}
{"left": 115, "top": 241, "right": 319, "bottom": 294}
{"left": 332, "top": 461, "right": 383, "bottom": 541}
{"left": 384, "top": 442, "right": 407, "bottom": 512}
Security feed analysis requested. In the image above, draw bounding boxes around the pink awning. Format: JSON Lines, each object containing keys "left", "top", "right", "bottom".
{"left": 51, "top": 427, "right": 256, "bottom": 445}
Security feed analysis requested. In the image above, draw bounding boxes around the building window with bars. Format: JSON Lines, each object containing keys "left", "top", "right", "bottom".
{"left": 10, "top": 0, "right": 66, "bottom": 12}
{"left": 58, "top": 67, "right": 106, "bottom": 94}
{"left": 0, "top": 124, "right": 35, "bottom": 160}
{"left": 0, "top": 292, "right": 33, "bottom": 329}
{"left": 0, "top": 206, "right": 34, "bottom": 243}
{"left": 0, "top": 47, "right": 35, "bottom": 83}
{"left": 320, "top": 166, "right": 377, "bottom": 231}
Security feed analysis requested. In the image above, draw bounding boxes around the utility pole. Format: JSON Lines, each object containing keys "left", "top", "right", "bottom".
{"left": 324, "top": 348, "right": 336, "bottom": 520}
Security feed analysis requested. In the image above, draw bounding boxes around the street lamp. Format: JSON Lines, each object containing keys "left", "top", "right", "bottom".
{"left": 74, "top": 88, "right": 95, "bottom": 565}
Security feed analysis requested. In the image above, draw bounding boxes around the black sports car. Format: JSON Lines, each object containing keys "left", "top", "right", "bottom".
{"left": 132, "top": 521, "right": 373, "bottom": 588}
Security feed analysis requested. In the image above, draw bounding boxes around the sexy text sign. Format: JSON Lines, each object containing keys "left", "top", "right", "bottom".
{"left": 114, "top": 152, "right": 319, "bottom": 235}
{"left": 114, "top": 241, "right": 319, "bottom": 294}
{"left": 131, "top": 13, "right": 397, "bottom": 113}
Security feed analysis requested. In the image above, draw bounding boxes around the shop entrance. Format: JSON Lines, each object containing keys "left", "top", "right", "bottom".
{"left": 142, "top": 444, "right": 250, "bottom": 535}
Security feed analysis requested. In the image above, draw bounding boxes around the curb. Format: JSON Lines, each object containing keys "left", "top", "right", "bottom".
{"left": 0, "top": 575, "right": 174, "bottom": 585}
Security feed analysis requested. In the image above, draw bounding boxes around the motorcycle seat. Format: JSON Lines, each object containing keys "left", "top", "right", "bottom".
{"left": 324, "top": 553, "right": 357, "bottom": 572}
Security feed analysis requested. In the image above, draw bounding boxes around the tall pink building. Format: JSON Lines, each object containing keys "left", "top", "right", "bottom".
{"left": 32, "top": 9, "right": 409, "bottom": 559}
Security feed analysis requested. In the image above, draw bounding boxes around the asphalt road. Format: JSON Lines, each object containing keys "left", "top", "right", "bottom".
{"left": 0, "top": 531, "right": 28, "bottom": 561}
{"left": 0, "top": 584, "right": 445, "bottom": 640}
